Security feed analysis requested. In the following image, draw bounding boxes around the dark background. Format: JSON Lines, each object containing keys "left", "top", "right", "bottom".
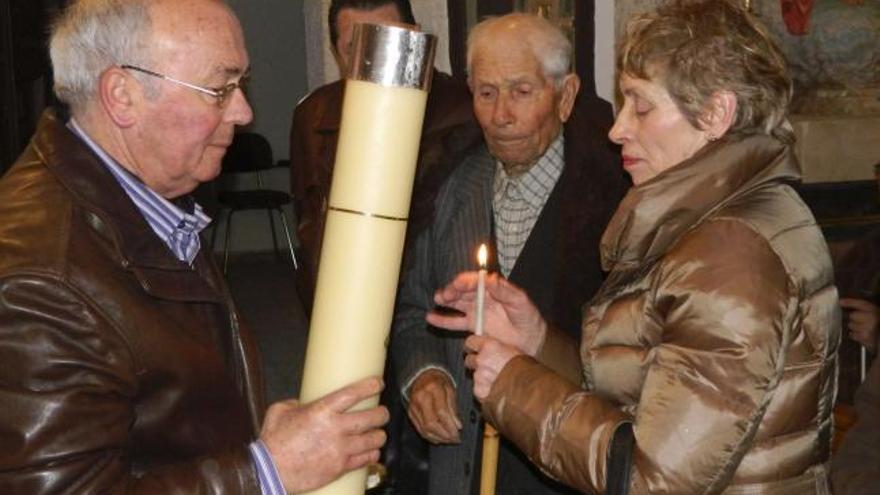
{"left": 1, "top": 0, "right": 64, "bottom": 175}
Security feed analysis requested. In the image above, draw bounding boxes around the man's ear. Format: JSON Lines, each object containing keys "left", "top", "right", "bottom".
{"left": 704, "top": 90, "right": 737, "bottom": 139}
{"left": 98, "top": 67, "right": 139, "bottom": 128}
{"left": 556, "top": 73, "right": 581, "bottom": 123}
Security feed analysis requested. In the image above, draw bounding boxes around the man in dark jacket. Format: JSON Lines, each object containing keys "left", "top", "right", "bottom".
{"left": 290, "top": 0, "right": 472, "bottom": 312}
{"left": 0, "top": 0, "right": 387, "bottom": 493}
{"left": 391, "top": 13, "right": 628, "bottom": 495}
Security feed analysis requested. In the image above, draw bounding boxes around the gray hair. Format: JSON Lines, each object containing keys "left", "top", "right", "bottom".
{"left": 50, "top": 0, "right": 155, "bottom": 111}
{"left": 466, "top": 13, "right": 572, "bottom": 87}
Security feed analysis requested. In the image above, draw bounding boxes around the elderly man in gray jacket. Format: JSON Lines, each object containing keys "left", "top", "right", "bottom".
{"left": 390, "top": 13, "right": 627, "bottom": 495}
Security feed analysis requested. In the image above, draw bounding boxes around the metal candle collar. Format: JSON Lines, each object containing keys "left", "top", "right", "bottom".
{"left": 348, "top": 23, "right": 437, "bottom": 91}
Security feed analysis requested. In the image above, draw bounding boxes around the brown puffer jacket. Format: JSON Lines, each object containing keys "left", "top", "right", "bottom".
{"left": 484, "top": 134, "right": 840, "bottom": 494}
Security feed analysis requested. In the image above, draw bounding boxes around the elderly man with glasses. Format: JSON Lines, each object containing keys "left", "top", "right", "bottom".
{"left": 0, "top": 0, "right": 388, "bottom": 493}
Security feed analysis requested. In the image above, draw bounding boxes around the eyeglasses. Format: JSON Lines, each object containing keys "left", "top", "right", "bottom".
{"left": 120, "top": 64, "right": 248, "bottom": 107}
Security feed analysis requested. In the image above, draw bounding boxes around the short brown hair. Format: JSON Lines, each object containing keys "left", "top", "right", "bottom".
{"left": 618, "top": 0, "right": 793, "bottom": 141}
{"left": 328, "top": 0, "right": 415, "bottom": 47}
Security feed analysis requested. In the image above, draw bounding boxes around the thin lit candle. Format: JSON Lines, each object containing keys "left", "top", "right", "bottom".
{"left": 474, "top": 243, "right": 498, "bottom": 494}
{"left": 475, "top": 244, "right": 488, "bottom": 336}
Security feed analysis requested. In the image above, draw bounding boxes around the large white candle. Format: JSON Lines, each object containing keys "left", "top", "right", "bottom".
{"left": 298, "top": 23, "right": 436, "bottom": 495}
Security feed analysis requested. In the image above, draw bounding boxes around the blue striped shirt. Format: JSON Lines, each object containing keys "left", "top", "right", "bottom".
{"left": 68, "top": 119, "right": 210, "bottom": 265}
{"left": 249, "top": 440, "right": 287, "bottom": 494}
{"left": 67, "top": 120, "right": 286, "bottom": 495}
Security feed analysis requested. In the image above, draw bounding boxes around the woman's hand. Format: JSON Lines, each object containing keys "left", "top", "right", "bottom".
{"left": 426, "top": 272, "right": 547, "bottom": 356}
{"left": 840, "top": 298, "right": 879, "bottom": 353}
{"left": 463, "top": 335, "right": 522, "bottom": 400}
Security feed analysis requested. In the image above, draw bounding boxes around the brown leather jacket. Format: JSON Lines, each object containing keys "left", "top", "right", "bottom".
{"left": 484, "top": 134, "right": 840, "bottom": 494}
{"left": 289, "top": 71, "right": 473, "bottom": 311}
{"left": 0, "top": 111, "right": 266, "bottom": 493}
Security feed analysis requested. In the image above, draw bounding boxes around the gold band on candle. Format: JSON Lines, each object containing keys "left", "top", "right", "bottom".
{"left": 327, "top": 205, "right": 409, "bottom": 222}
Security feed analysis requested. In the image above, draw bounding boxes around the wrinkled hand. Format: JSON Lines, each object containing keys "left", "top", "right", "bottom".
{"left": 426, "top": 272, "right": 547, "bottom": 356}
{"left": 407, "top": 369, "right": 462, "bottom": 444}
{"left": 407, "top": 370, "right": 461, "bottom": 444}
{"left": 260, "top": 377, "right": 389, "bottom": 494}
{"left": 463, "top": 335, "right": 522, "bottom": 400}
{"left": 841, "top": 298, "right": 879, "bottom": 353}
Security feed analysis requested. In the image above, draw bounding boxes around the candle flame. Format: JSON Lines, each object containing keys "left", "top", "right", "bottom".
{"left": 477, "top": 244, "right": 488, "bottom": 269}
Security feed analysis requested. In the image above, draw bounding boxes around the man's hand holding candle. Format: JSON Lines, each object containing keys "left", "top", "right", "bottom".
{"left": 260, "top": 377, "right": 389, "bottom": 493}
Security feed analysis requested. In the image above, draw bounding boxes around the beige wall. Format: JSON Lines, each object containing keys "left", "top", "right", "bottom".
{"left": 216, "top": 0, "right": 305, "bottom": 255}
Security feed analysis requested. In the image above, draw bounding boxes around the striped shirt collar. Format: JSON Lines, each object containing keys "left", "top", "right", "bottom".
{"left": 493, "top": 134, "right": 565, "bottom": 208}
{"left": 492, "top": 134, "right": 565, "bottom": 276}
{"left": 67, "top": 119, "right": 211, "bottom": 265}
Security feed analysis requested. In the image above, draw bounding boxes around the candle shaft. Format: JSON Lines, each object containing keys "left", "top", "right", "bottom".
{"left": 480, "top": 424, "right": 500, "bottom": 495}
{"left": 475, "top": 269, "right": 486, "bottom": 336}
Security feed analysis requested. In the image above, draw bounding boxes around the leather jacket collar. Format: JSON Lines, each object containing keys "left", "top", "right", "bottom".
{"left": 33, "top": 109, "right": 225, "bottom": 304}
{"left": 314, "top": 80, "right": 343, "bottom": 134}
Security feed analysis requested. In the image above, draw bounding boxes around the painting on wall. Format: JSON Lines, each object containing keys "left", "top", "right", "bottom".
{"left": 754, "top": 0, "right": 879, "bottom": 117}
{"left": 753, "top": 0, "right": 880, "bottom": 183}
{"left": 616, "top": 0, "right": 878, "bottom": 117}
{"left": 614, "top": 0, "right": 879, "bottom": 183}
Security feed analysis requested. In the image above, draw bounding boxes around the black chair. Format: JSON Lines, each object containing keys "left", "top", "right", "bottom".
{"left": 211, "top": 131, "right": 298, "bottom": 273}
